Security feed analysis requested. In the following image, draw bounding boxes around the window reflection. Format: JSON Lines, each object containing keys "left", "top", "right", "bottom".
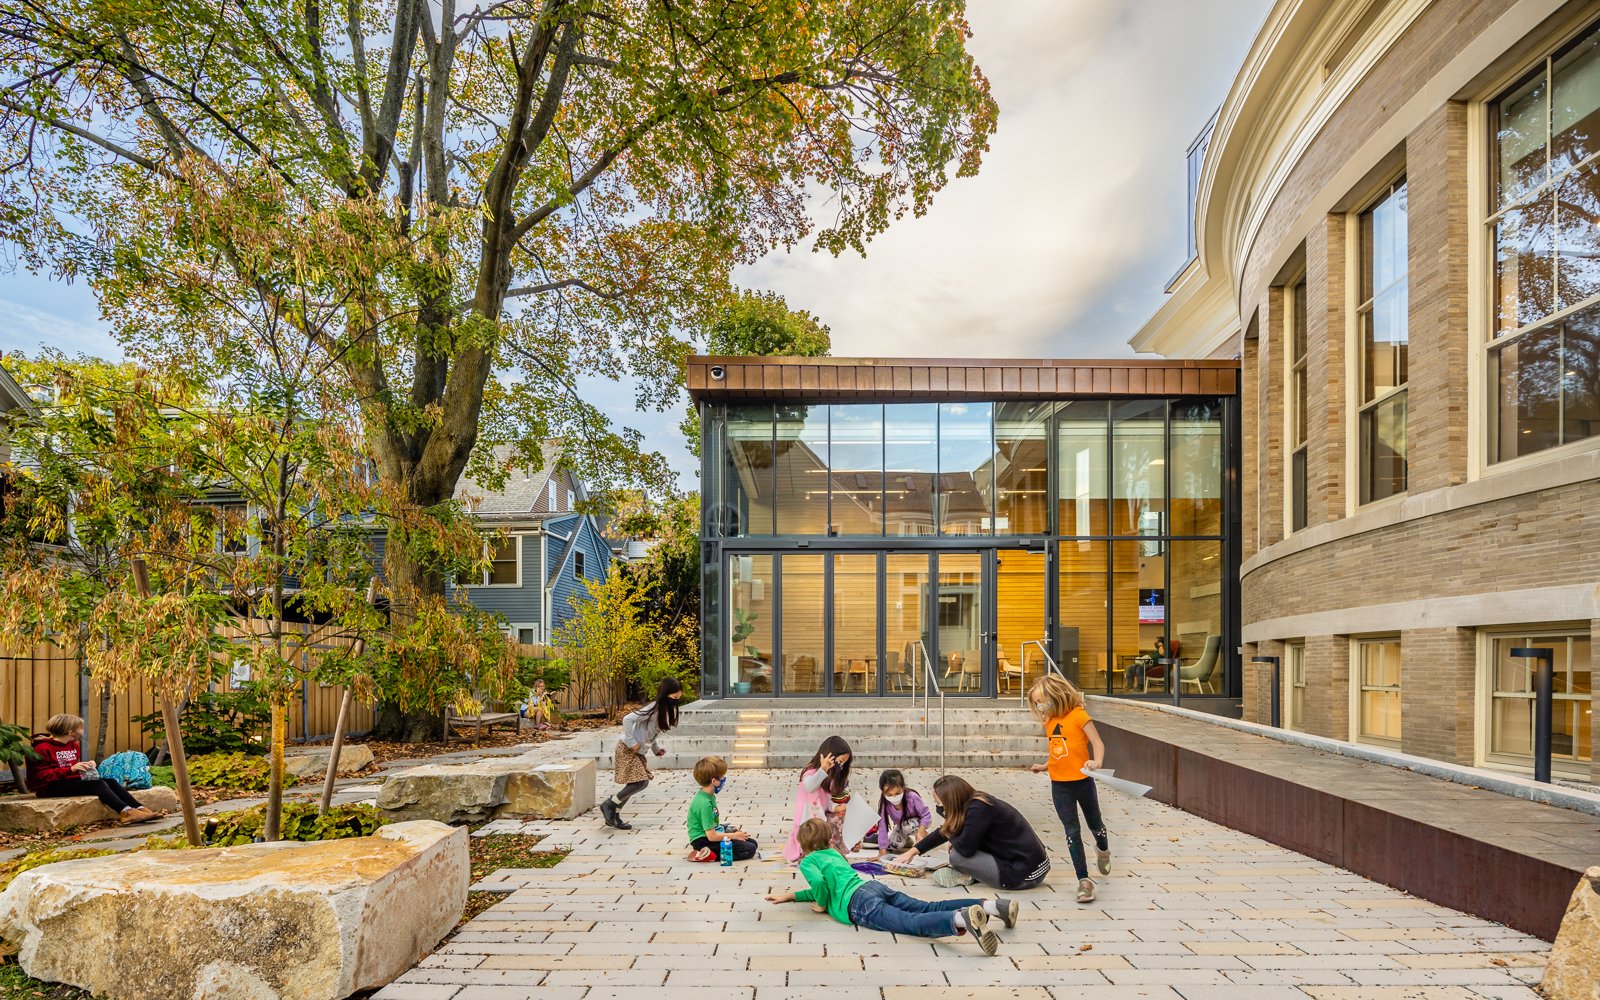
{"left": 830, "top": 404, "right": 883, "bottom": 536}
{"left": 939, "top": 403, "right": 993, "bottom": 535}
{"left": 774, "top": 404, "right": 829, "bottom": 535}
{"left": 1056, "top": 402, "right": 1108, "bottom": 537}
{"left": 1112, "top": 401, "right": 1166, "bottom": 537}
{"left": 1170, "top": 400, "right": 1223, "bottom": 537}
{"left": 995, "top": 402, "right": 1049, "bottom": 534}
{"left": 722, "top": 406, "right": 773, "bottom": 536}
{"left": 885, "top": 404, "right": 938, "bottom": 537}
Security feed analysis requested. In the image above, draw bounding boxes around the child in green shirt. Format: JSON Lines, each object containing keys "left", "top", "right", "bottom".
{"left": 686, "top": 756, "right": 758, "bottom": 862}
{"left": 764, "top": 818, "right": 1019, "bottom": 955}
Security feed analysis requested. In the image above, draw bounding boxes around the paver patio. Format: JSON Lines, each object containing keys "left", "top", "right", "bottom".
{"left": 376, "top": 766, "right": 1552, "bottom": 1000}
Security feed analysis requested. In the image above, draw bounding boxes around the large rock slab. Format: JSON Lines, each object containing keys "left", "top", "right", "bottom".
{"left": 1543, "top": 866, "right": 1600, "bottom": 1000}
{"left": 0, "top": 787, "right": 180, "bottom": 834}
{"left": 282, "top": 745, "right": 376, "bottom": 780}
{"left": 377, "top": 758, "right": 595, "bottom": 824}
{"left": 0, "top": 820, "right": 465, "bottom": 1000}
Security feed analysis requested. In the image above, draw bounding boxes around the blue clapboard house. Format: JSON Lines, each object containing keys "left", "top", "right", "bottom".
{"left": 445, "top": 443, "right": 613, "bottom": 645}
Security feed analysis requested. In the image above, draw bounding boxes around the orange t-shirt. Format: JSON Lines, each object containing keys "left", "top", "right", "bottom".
{"left": 1045, "top": 707, "right": 1092, "bottom": 781}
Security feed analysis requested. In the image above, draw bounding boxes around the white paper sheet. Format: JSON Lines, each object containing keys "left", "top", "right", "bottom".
{"left": 841, "top": 792, "right": 877, "bottom": 848}
{"left": 1082, "top": 767, "right": 1152, "bottom": 798}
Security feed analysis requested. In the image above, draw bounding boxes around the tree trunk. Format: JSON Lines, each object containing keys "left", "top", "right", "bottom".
{"left": 8, "top": 763, "right": 25, "bottom": 791}
{"left": 264, "top": 697, "right": 287, "bottom": 841}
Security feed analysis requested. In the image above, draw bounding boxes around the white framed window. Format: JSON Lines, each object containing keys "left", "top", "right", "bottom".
{"left": 509, "top": 624, "right": 539, "bottom": 646}
{"left": 1481, "top": 630, "right": 1592, "bottom": 776}
{"left": 1355, "top": 179, "right": 1409, "bottom": 505}
{"left": 1353, "top": 637, "right": 1403, "bottom": 746}
{"left": 1285, "top": 641, "right": 1306, "bottom": 732}
{"left": 1487, "top": 26, "right": 1600, "bottom": 465}
{"left": 574, "top": 551, "right": 586, "bottom": 579}
{"left": 468, "top": 535, "right": 521, "bottom": 587}
{"left": 566, "top": 487, "right": 575, "bottom": 511}
{"left": 1286, "top": 277, "right": 1309, "bottom": 533}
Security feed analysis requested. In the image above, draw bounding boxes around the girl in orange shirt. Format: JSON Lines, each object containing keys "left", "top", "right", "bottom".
{"left": 1028, "top": 674, "right": 1110, "bottom": 903}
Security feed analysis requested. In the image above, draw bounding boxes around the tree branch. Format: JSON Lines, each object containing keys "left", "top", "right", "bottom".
{"left": 0, "top": 92, "right": 174, "bottom": 178}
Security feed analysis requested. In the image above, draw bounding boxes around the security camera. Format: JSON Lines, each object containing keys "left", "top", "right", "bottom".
{"left": 709, "top": 365, "right": 726, "bottom": 381}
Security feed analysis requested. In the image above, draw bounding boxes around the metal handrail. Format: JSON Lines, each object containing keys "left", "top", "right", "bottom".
{"left": 912, "top": 639, "right": 945, "bottom": 776}
{"left": 1020, "top": 640, "right": 1064, "bottom": 706}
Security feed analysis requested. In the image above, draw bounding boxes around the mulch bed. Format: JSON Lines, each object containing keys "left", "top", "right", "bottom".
{"left": 455, "top": 832, "right": 568, "bottom": 932}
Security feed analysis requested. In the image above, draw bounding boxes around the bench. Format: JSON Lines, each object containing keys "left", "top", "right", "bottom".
{"left": 443, "top": 709, "right": 522, "bottom": 742}
{"left": 0, "top": 786, "right": 180, "bottom": 834}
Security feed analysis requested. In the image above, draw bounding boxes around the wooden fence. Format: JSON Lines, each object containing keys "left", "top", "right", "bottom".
{"left": 0, "top": 635, "right": 376, "bottom": 758}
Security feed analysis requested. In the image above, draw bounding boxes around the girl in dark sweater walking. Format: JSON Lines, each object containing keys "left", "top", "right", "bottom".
{"left": 893, "top": 775, "right": 1050, "bottom": 891}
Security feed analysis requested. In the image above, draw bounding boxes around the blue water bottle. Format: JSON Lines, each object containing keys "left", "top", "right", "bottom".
{"left": 717, "top": 825, "right": 733, "bottom": 866}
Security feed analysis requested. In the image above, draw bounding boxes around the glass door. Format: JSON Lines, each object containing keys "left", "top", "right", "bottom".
{"left": 886, "top": 553, "right": 932, "bottom": 696}
{"left": 994, "top": 548, "right": 1048, "bottom": 700}
{"left": 933, "top": 552, "right": 985, "bottom": 695}
{"left": 831, "top": 553, "right": 880, "bottom": 695}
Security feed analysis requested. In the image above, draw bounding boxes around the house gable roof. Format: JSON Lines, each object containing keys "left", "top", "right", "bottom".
{"left": 455, "top": 442, "right": 566, "bottom": 516}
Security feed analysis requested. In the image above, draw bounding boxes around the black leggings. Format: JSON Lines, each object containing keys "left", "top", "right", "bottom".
{"left": 611, "top": 780, "right": 649, "bottom": 806}
{"left": 38, "top": 777, "right": 143, "bottom": 812}
{"left": 1050, "top": 777, "right": 1108, "bottom": 881}
{"left": 690, "top": 835, "right": 759, "bottom": 861}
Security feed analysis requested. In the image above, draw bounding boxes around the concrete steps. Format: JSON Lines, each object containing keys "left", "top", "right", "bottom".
{"left": 585, "top": 699, "right": 1045, "bottom": 771}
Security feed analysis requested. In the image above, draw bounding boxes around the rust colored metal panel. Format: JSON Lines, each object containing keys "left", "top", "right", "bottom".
{"left": 931, "top": 367, "right": 949, "bottom": 393}
{"left": 1219, "top": 368, "right": 1239, "bottom": 393}
{"left": 820, "top": 366, "right": 838, "bottom": 393}
{"left": 1182, "top": 369, "right": 1201, "bottom": 394}
{"left": 874, "top": 366, "right": 894, "bottom": 393}
{"left": 1091, "top": 368, "right": 1111, "bottom": 393}
{"left": 1074, "top": 368, "right": 1094, "bottom": 393}
{"left": 781, "top": 365, "right": 801, "bottom": 391}
{"left": 1172, "top": 747, "right": 1345, "bottom": 867}
{"left": 983, "top": 368, "right": 1002, "bottom": 394}
{"left": 893, "top": 367, "right": 913, "bottom": 396}
{"left": 1199, "top": 368, "right": 1221, "bottom": 394}
{"left": 1128, "top": 368, "right": 1147, "bottom": 394}
{"left": 1164, "top": 369, "right": 1184, "bottom": 394}
{"left": 1109, "top": 369, "right": 1129, "bottom": 395}
{"left": 912, "top": 367, "right": 930, "bottom": 392}
{"left": 1093, "top": 722, "right": 1178, "bottom": 806}
{"left": 800, "top": 365, "right": 820, "bottom": 394}
{"left": 1019, "top": 367, "right": 1038, "bottom": 394}
{"left": 966, "top": 367, "right": 985, "bottom": 394}
{"left": 1000, "top": 367, "right": 1020, "bottom": 394}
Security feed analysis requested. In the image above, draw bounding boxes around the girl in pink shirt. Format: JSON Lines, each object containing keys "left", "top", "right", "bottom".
{"left": 783, "top": 736, "right": 853, "bottom": 862}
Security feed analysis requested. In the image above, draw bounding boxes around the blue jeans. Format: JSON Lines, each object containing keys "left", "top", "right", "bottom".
{"left": 846, "top": 880, "right": 981, "bottom": 938}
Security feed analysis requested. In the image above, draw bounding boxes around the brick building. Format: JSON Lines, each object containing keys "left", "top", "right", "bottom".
{"left": 1133, "top": 0, "right": 1599, "bottom": 782}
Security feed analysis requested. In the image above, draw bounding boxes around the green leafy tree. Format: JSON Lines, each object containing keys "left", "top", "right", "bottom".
{"left": 707, "top": 291, "right": 831, "bottom": 358}
{"left": 0, "top": 0, "right": 997, "bottom": 626}
{"left": 555, "top": 563, "right": 660, "bottom": 713}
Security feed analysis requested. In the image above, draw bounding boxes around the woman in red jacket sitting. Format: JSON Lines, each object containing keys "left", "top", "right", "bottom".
{"left": 28, "top": 715, "right": 158, "bottom": 824}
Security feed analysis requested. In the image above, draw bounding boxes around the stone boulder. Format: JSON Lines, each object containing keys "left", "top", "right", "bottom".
{"left": 377, "top": 758, "right": 594, "bottom": 824}
{"left": 0, "top": 820, "right": 466, "bottom": 1000}
{"left": 1543, "top": 866, "right": 1600, "bottom": 1000}
{"left": 282, "top": 745, "right": 376, "bottom": 781}
{"left": 0, "top": 787, "right": 181, "bottom": 834}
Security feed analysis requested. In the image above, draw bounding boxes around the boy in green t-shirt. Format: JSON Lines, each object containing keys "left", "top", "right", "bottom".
{"left": 765, "top": 819, "right": 1016, "bottom": 955}
{"left": 686, "top": 756, "right": 758, "bottom": 862}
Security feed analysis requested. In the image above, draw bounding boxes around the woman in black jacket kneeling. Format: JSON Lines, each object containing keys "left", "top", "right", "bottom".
{"left": 893, "top": 775, "right": 1050, "bottom": 890}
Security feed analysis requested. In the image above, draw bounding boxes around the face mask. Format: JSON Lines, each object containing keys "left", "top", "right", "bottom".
{"left": 885, "top": 793, "right": 904, "bottom": 806}
{"left": 714, "top": 776, "right": 728, "bottom": 793}
{"left": 935, "top": 805, "right": 946, "bottom": 818}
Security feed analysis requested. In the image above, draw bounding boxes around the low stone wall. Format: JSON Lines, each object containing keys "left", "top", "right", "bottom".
{"left": 0, "top": 820, "right": 466, "bottom": 1000}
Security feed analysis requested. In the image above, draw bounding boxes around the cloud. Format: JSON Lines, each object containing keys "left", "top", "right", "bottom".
{"left": 0, "top": 293, "right": 122, "bottom": 361}
{"left": 735, "top": 0, "right": 1270, "bottom": 360}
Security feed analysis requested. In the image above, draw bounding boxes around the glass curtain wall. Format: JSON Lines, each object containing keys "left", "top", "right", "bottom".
{"left": 705, "top": 394, "right": 1234, "bottom": 700}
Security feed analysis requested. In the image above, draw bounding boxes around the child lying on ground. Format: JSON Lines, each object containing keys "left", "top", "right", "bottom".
{"left": 764, "top": 818, "right": 1019, "bottom": 955}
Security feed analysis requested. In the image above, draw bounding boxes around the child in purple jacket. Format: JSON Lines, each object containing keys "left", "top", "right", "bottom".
{"left": 873, "top": 769, "right": 933, "bottom": 859}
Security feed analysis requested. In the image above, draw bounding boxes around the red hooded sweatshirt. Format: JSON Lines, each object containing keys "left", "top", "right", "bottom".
{"left": 27, "top": 735, "right": 81, "bottom": 792}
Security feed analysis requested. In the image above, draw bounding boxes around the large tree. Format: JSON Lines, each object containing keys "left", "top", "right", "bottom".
{"left": 0, "top": 0, "right": 995, "bottom": 609}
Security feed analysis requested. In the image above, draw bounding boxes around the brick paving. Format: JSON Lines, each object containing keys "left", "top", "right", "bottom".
{"left": 376, "top": 766, "right": 1550, "bottom": 1000}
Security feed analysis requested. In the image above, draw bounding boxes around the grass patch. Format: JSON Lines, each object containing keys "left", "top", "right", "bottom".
{"left": 468, "top": 833, "right": 566, "bottom": 883}
{"left": 0, "top": 962, "right": 91, "bottom": 999}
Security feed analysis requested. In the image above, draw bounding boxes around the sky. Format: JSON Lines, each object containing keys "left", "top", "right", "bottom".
{"left": 0, "top": 0, "right": 1271, "bottom": 485}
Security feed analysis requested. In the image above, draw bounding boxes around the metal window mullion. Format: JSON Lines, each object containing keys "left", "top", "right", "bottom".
{"left": 1164, "top": 400, "right": 1175, "bottom": 705}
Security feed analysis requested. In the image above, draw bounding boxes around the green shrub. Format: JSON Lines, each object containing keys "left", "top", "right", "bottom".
{"left": 518, "top": 655, "right": 572, "bottom": 696}
{"left": 133, "top": 688, "right": 271, "bottom": 756}
{"left": 149, "top": 765, "right": 175, "bottom": 788}
{"left": 145, "top": 802, "right": 386, "bottom": 848}
{"left": 0, "top": 848, "right": 116, "bottom": 893}
{"left": 186, "top": 752, "right": 274, "bottom": 791}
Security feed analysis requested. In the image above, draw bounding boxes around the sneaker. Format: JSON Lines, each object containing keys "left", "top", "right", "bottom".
{"left": 962, "top": 903, "right": 989, "bottom": 935}
{"left": 1076, "top": 878, "right": 1096, "bottom": 903}
{"left": 1096, "top": 845, "right": 1111, "bottom": 876}
{"left": 932, "top": 867, "right": 975, "bottom": 888}
{"left": 688, "top": 847, "right": 716, "bottom": 863}
{"left": 993, "top": 896, "right": 1020, "bottom": 929}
